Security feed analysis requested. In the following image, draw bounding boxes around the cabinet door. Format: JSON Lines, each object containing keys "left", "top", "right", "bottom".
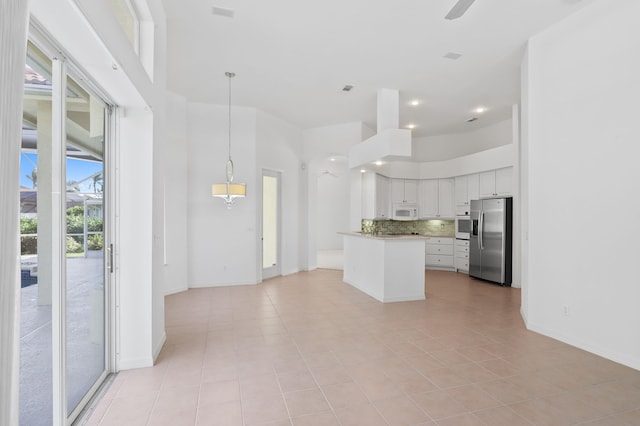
{"left": 467, "top": 173, "right": 479, "bottom": 203}
{"left": 390, "top": 179, "right": 406, "bottom": 204}
{"left": 404, "top": 180, "right": 418, "bottom": 203}
{"left": 479, "top": 170, "right": 496, "bottom": 198}
{"left": 419, "top": 179, "right": 438, "bottom": 218}
{"left": 361, "top": 172, "right": 376, "bottom": 219}
{"left": 495, "top": 167, "right": 512, "bottom": 196}
{"left": 438, "top": 178, "right": 455, "bottom": 217}
{"left": 376, "top": 175, "right": 391, "bottom": 218}
{"left": 455, "top": 175, "right": 468, "bottom": 205}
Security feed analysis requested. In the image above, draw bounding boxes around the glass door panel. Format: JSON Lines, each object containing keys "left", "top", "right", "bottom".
{"left": 262, "top": 171, "right": 280, "bottom": 279}
{"left": 19, "top": 41, "right": 54, "bottom": 426}
{"left": 65, "top": 75, "right": 106, "bottom": 416}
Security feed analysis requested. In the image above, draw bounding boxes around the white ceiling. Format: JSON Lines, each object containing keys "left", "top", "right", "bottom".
{"left": 163, "top": 0, "right": 595, "bottom": 138}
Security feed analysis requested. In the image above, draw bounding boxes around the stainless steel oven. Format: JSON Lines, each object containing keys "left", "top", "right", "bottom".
{"left": 455, "top": 216, "right": 471, "bottom": 240}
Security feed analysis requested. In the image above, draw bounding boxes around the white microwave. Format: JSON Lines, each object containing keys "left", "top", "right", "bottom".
{"left": 393, "top": 203, "right": 419, "bottom": 221}
{"left": 455, "top": 216, "right": 471, "bottom": 239}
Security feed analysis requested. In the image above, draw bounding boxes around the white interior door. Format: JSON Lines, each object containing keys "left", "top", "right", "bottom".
{"left": 262, "top": 170, "right": 281, "bottom": 279}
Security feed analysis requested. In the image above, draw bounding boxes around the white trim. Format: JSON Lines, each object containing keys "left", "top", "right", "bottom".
{"left": 153, "top": 332, "right": 166, "bottom": 362}
{"left": 0, "top": 2, "right": 29, "bottom": 424}
{"left": 51, "top": 55, "right": 68, "bottom": 426}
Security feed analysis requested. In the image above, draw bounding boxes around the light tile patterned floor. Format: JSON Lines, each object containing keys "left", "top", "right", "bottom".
{"left": 87, "top": 269, "right": 640, "bottom": 425}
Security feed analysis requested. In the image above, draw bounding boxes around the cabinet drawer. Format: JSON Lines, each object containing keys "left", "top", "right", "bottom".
{"left": 426, "top": 255, "right": 454, "bottom": 267}
{"left": 455, "top": 245, "right": 469, "bottom": 255}
{"left": 455, "top": 239, "right": 469, "bottom": 248}
{"left": 455, "top": 251, "right": 469, "bottom": 260}
{"left": 426, "top": 244, "right": 454, "bottom": 256}
{"left": 455, "top": 258, "right": 469, "bottom": 271}
{"left": 426, "top": 237, "right": 453, "bottom": 245}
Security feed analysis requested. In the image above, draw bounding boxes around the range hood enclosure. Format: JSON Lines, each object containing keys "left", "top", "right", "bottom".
{"left": 349, "top": 88, "right": 412, "bottom": 169}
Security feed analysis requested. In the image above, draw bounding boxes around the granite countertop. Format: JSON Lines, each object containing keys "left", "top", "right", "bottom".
{"left": 338, "top": 231, "right": 453, "bottom": 240}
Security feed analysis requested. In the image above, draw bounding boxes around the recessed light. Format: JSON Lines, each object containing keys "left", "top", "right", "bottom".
{"left": 406, "top": 124, "right": 416, "bottom": 129}
{"left": 374, "top": 161, "right": 383, "bottom": 166}
{"left": 466, "top": 117, "right": 478, "bottom": 123}
{"left": 474, "top": 106, "right": 487, "bottom": 114}
{"left": 410, "top": 100, "right": 421, "bottom": 106}
{"left": 360, "top": 169, "right": 366, "bottom": 173}
{"left": 330, "top": 157, "right": 336, "bottom": 162}
{"left": 342, "top": 85, "right": 354, "bottom": 92}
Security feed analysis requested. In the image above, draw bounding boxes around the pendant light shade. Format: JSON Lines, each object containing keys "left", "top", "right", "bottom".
{"left": 211, "top": 72, "right": 246, "bottom": 208}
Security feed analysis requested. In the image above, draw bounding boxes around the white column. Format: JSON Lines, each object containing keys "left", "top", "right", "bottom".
{"left": 0, "top": 1, "right": 30, "bottom": 425}
{"left": 36, "top": 102, "right": 54, "bottom": 305}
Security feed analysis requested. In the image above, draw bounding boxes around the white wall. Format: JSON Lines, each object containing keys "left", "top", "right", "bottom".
{"left": 315, "top": 159, "right": 350, "bottom": 250}
{"left": 161, "top": 91, "right": 189, "bottom": 296}
{"left": 187, "top": 104, "right": 258, "bottom": 287}
{"left": 522, "top": 0, "right": 640, "bottom": 370}
{"left": 256, "top": 110, "right": 303, "bottom": 276}
{"left": 412, "top": 119, "right": 512, "bottom": 162}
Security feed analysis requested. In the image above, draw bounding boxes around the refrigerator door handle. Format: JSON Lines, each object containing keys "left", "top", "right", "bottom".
{"left": 478, "top": 210, "right": 484, "bottom": 250}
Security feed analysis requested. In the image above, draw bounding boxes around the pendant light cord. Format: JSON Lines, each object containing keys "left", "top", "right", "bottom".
{"left": 226, "top": 72, "right": 234, "bottom": 162}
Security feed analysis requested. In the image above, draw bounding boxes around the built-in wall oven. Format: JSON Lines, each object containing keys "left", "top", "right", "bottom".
{"left": 455, "top": 216, "right": 471, "bottom": 240}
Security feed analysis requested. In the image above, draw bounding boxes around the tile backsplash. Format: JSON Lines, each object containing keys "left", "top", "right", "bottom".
{"left": 362, "top": 219, "right": 455, "bottom": 237}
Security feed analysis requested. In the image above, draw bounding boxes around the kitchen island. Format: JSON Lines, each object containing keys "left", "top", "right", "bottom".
{"left": 339, "top": 232, "right": 427, "bottom": 303}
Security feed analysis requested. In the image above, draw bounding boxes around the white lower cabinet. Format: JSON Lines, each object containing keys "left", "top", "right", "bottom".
{"left": 455, "top": 239, "right": 470, "bottom": 273}
{"left": 425, "top": 237, "right": 454, "bottom": 270}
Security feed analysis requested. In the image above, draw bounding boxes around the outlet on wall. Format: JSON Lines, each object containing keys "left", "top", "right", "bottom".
{"left": 563, "top": 305, "right": 570, "bottom": 316}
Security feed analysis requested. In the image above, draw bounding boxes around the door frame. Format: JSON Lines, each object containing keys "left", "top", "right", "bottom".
{"left": 25, "top": 24, "right": 117, "bottom": 425}
{"left": 261, "top": 169, "right": 282, "bottom": 280}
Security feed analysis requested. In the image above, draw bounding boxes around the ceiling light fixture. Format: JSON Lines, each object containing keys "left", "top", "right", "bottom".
{"left": 407, "top": 124, "right": 416, "bottom": 129}
{"left": 375, "top": 161, "right": 383, "bottom": 166}
{"left": 474, "top": 106, "right": 487, "bottom": 114}
{"left": 360, "top": 169, "right": 366, "bottom": 173}
{"left": 211, "top": 72, "right": 246, "bottom": 209}
{"left": 410, "top": 100, "right": 421, "bottom": 106}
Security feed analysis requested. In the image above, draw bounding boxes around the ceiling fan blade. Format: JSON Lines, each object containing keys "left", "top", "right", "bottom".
{"left": 445, "top": 0, "right": 476, "bottom": 20}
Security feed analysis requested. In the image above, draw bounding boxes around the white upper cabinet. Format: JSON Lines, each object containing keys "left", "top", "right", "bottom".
{"left": 376, "top": 174, "right": 391, "bottom": 219}
{"left": 391, "top": 179, "right": 417, "bottom": 204}
{"left": 419, "top": 178, "right": 454, "bottom": 218}
{"left": 438, "top": 178, "right": 455, "bottom": 218}
{"left": 455, "top": 175, "right": 468, "bottom": 205}
{"left": 455, "top": 173, "right": 480, "bottom": 206}
{"left": 362, "top": 173, "right": 391, "bottom": 219}
{"left": 468, "top": 173, "right": 480, "bottom": 202}
{"left": 479, "top": 167, "right": 512, "bottom": 198}
{"left": 419, "top": 179, "right": 438, "bottom": 217}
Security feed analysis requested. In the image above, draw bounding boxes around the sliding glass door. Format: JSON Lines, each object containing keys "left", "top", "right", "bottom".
{"left": 19, "top": 37, "right": 111, "bottom": 425}
{"left": 64, "top": 74, "right": 108, "bottom": 419}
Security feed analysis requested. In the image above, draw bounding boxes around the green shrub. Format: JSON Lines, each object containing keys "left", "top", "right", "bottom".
{"left": 87, "top": 216, "right": 103, "bottom": 232}
{"left": 20, "top": 217, "right": 37, "bottom": 234}
{"left": 67, "top": 205, "right": 84, "bottom": 217}
{"left": 66, "top": 236, "right": 83, "bottom": 253}
{"left": 21, "top": 236, "right": 38, "bottom": 255}
{"left": 66, "top": 215, "right": 84, "bottom": 234}
{"left": 88, "top": 233, "right": 103, "bottom": 250}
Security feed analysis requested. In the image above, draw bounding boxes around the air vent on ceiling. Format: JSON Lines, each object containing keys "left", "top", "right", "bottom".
{"left": 342, "top": 85, "right": 354, "bottom": 92}
{"left": 466, "top": 117, "right": 478, "bottom": 123}
{"left": 212, "top": 6, "right": 235, "bottom": 18}
{"left": 443, "top": 52, "right": 463, "bottom": 60}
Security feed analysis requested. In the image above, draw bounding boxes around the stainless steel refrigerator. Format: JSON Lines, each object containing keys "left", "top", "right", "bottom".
{"left": 470, "top": 198, "right": 512, "bottom": 286}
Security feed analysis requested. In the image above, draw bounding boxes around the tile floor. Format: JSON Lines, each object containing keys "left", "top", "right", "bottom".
{"left": 87, "top": 269, "right": 640, "bottom": 425}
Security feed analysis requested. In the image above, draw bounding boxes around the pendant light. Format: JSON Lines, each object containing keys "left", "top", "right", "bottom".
{"left": 211, "top": 71, "right": 246, "bottom": 208}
